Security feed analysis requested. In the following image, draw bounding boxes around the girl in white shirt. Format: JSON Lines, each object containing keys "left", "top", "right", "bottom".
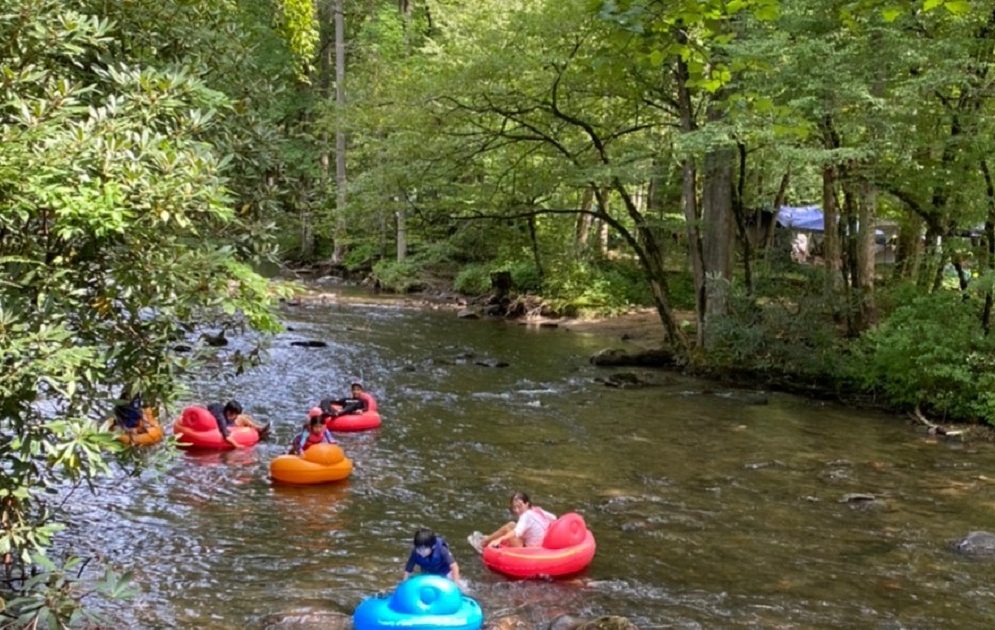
{"left": 472, "top": 491, "right": 556, "bottom": 550}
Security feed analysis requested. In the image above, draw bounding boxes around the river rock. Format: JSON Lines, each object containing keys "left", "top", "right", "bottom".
{"left": 482, "top": 303, "right": 505, "bottom": 317}
{"left": 201, "top": 330, "right": 228, "bottom": 347}
{"left": 475, "top": 358, "right": 510, "bottom": 368}
{"left": 549, "top": 614, "right": 639, "bottom": 630}
{"left": 597, "top": 372, "right": 647, "bottom": 388}
{"left": 260, "top": 610, "right": 351, "bottom": 629}
{"left": 953, "top": 531, "right": 995, "bottom": 557}
{"left": 457, "top": 308, "right": 480, "bottom": 319}
{"left": 840, "top": 493, "right": 887, "bottom": 511}
{"left": 589, "top": 347, "right": 676, "bottom": 367}
{"left": 486, "top": 613, "right": 531, "bottom": 629}
{"left": 290, "top": 340, "right": 329, "bottom": 348}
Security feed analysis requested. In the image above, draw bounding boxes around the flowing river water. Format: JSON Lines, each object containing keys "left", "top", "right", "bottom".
{"left": 65, "top": 293, "right": 995, "bottom": 628}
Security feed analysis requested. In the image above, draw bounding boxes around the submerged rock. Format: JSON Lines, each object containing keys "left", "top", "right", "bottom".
{"left": 486, "top": 613, "right": 531, "bottom": 629}
{"left": 549, "top": 614, "right": 640, "bottom": 630}
{"left": 590, "top": 347, "right": 676, "bottom": 367}
{"left": 475, "top": 358, "right": 510, "bottom": 368}
{"left": 290, "top": 340, "right": 329, "bottom": 348}
{"left": 201, "top": 330, "right": 228, "bottom": 347}
{"left": 840, "top": 493, "right": 888, "bottom": 511}
{"left": 598, "top": 372, "right": 645, "bottom": 388}
{"left": 953, "top": 531, "right": 995, "bottom": 557}
{"left": 260, "top": 610, "right": 350, "bottom": 629}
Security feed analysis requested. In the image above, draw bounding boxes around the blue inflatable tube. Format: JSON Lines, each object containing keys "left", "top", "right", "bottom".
{"left": 354, "top": 575, "right": 483, "bottom": 630}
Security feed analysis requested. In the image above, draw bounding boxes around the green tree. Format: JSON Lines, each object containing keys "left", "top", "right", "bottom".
{"left": 0, "top": 0, "right": 301, "bottom": 623}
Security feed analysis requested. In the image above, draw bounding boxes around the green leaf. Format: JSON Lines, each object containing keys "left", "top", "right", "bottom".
{"left": 881, "top": 6, "right": 904, "bottom": 21}
{"left": 943, "top": 0, "right": 971, "bottom": 14}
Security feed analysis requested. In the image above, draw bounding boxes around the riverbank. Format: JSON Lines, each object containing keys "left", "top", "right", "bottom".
{"left": 288, "top": 280, "right": 668, "bottom": 346}
{"left": 287, "top": 280, "right": 993, "bottom": 441}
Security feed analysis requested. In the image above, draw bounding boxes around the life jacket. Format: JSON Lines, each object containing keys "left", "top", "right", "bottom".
{"left": 302, "top": 428, "right": 334, "bottom": 451}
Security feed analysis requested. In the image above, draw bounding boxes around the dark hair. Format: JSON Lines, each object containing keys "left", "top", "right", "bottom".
{"left": 511, "top": 491, "right": 532, "bottom": 507}
{"left": 413, "top": 528, "right": 436, "bottom": 548}
{"left": 350, "top": 382, "right": 364, "bottom": 390}
{"left": 309, "top": 416, "right": 324, "bottom": 429}
{"left": 223, "top": 400, "right": 242, "bottom": 415}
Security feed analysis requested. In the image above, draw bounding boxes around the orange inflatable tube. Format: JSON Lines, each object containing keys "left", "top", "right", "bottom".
{"left": 116, "top": 408, "right": 164, "bottom": 446}
{"left": 270, "top": 443, "right": 353, "bottom": 484}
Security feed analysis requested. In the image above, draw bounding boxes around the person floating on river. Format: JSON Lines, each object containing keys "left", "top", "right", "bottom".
{"left": 206, "top": 400, "right": 268, "bottom": 449}
{"left": 113, "top": 389, "right": 145, "bottom": 432}
{"left": 404, "top": 528, "right": 461, "bottom": 583}
{"left": 319, "top": 382, "right": 375, "bottom": 418}
{"left": 467, "top": 491, "right": 556, "bottom": 553}
{"left": 288, "top": 408, "right": 337, "bottom": 455}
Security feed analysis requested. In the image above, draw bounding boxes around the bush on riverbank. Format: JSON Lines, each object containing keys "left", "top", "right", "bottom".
{"left": 849, "top": 289, "right": 995, "bottom": 425}
{"left": 694, "top": 278, "right": 995, "bottom": 427}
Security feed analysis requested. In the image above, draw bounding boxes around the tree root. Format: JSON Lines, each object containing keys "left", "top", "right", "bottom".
{"left": 910, "top": 404, "right": 965, "bottom": 437}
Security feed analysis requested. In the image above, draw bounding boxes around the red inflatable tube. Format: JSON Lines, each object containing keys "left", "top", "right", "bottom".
{"left": 172, "top": 405, "right": 260, "bottom": 449}
{"left": 482, "top": 512, "right": 596, "bottom": 579}
{"left": 325, "top": 410, "right": 382, "bottom": 432}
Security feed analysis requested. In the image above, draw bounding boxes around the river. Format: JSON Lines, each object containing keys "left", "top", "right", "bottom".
{"left": 66, "top": 294, "right": 995, "bottom": 628}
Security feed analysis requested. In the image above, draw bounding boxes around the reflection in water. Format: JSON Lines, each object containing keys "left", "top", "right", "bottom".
{"left": 62, "top": 296, "right": 995, "bottom": 628}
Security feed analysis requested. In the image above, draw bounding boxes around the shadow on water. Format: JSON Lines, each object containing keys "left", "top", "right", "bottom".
{"left": 63, "top": 295, "right": 995, "bottom": 628}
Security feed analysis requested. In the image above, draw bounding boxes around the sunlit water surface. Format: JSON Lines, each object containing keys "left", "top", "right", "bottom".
{"left": 64, "top": 295, "right": 995, "bottom": 628}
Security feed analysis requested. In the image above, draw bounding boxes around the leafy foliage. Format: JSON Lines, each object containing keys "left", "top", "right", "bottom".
{"left": 0, "top": 0, "right": 295, "bottom": 623}
{"left": 850, "top": 291, "right": 995, "bottom": 423}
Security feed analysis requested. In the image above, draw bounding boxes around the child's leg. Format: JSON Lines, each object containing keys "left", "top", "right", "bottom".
{"left": 481, "top": 521, "right": 515, "bottom": 547}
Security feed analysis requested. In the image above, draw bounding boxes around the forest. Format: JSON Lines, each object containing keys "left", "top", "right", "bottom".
{"left": 2, "top": 0, "right": 995, "bottom": 625}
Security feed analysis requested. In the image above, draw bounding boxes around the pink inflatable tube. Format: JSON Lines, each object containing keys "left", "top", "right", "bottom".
{"left": 482, "top": 512, "right": 596, "bottom": 578}
{"left": 325, "top": 396, "right": 381, "bottom": 432}
{"left": 172, "top": 405, "right": 260, "bottom": 449}
{"left": 325, "top": 410, "right": 382, "bottom": 432}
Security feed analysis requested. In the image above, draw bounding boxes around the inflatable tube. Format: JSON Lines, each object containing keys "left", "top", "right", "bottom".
{"left": 482, "top": 512, "right": 596, "bottom": 578}
{"left": 354, "top": 575, "right": 482, "bottom": 630}
{"left": 326, "top": 410, "right": 381, "bottom": 432}
{"left": 117, "top": 408, "right": 164, "bottom": 446}
{"left": 270, "top": 443, "right": 353, "bottom": 484}
{"left": 172, "top": 405, "right": 260, "bottom": 449}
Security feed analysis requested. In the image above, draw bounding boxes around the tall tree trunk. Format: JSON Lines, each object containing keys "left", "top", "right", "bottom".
{"left": 647, "top": 160, "right": 666, "bottom": 219}
{"left": 762, "top": 170, "right": 790, "bottom": 262}
{"left": 526, "top": 215, "right": 544, "bottom": 280}
{"left": 331, "top": 0, "right": 347, "bottom": 264}
{"left": 840, "top": 175, "right": 861, "bottom": 334}
{"left": 701, "top": 141, "right": 735, "bottom": 350}
{"left": 854, "top": 180, "right": 877, "bottom": 330}
{"left": 894, "top": 214, "right": 923, "bottom": 280}
{"left": 981, "top": 160, "right": 995, "bottom": 334}
{"left": 575, "top": 186, "right": 595, "bottom": 251}
{"left": 310, "top": 0, "right": 337, "bottom": 260}
{"left": 732, "top": 142, "right": 753, "bottom": 296}
{"left": 675, "top": 56, "right": 705, "bottom": 349}
{"left": 395, "top": 0, "right": 412, "bottom": 263}
{"left": 822, "top": 164, "right": 842, "bottom": 300}
{"left": 396, "top": 206, "right": 407, "bottom": 263}
{"left": 593, "top": 186, "right": 686, "bottom": 350}
{"left": 597, "top": 218, "right": 609, "bottom": 256}
{"left": 919, "top": 223, "right": 944, "bottom": 291}
{"left": 821, "top": 115, "right": 845, "bottom": 310}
